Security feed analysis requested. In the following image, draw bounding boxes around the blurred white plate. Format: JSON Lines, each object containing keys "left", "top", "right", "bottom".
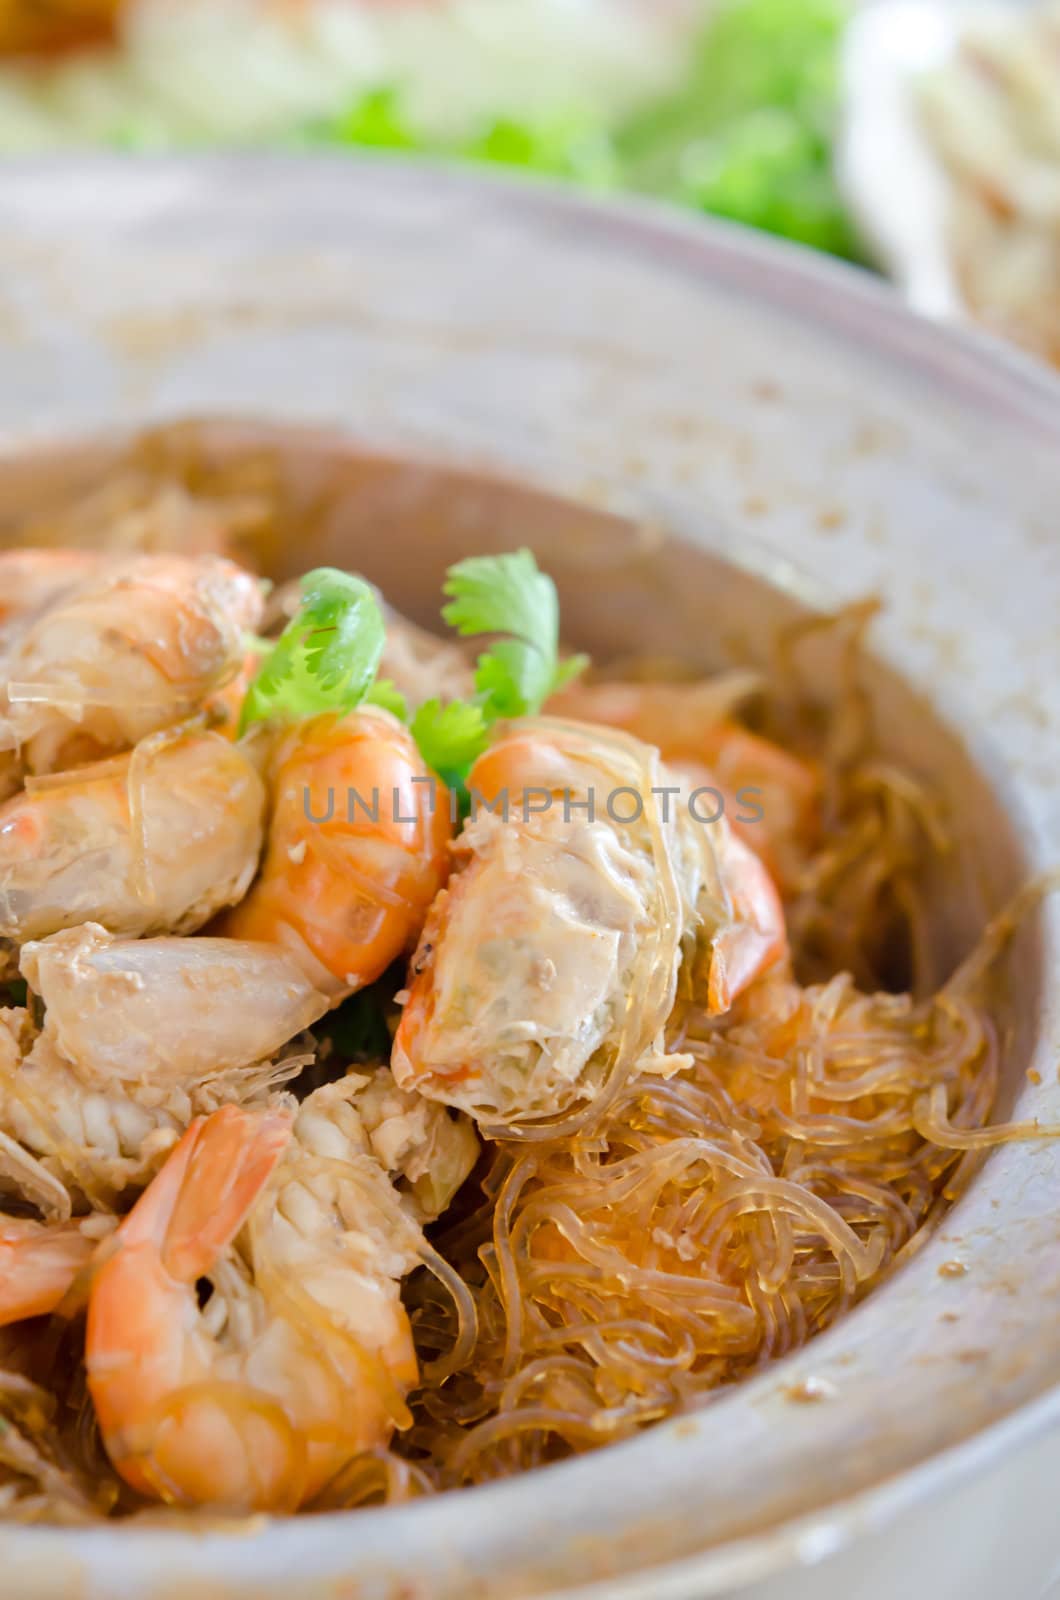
{"left": 837, "top": 2, "right": 965, "bottom": 319}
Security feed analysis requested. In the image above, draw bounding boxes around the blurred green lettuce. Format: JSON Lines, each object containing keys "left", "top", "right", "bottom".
{"left": 310, "top": 0, "right": 859, "bottom": 260}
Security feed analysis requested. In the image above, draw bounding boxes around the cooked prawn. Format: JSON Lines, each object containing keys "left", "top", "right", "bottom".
{"left": 0, "top": 1214, "right": 112, "bottom": 1329}
{"left": 350, "top": 1067, "right": 479, "bottom": 1223}
{"left": 0, "top": 729, "right": 265, "bottom": 947}
{"left": 0, "top": 553, "right": 263, "bottom": 773}
{"left": 203, "top": 647, "right": 264, "bottom": 739}
{"left": 21, "top": 923, "right": 328, "bottom": 1088}
{"left": 393, "top": 717, "right": 789, "bottom": 1127}
{"left": 0, "top": 551, "right": 110, "bottom": 800}
{"left": 221, "top": 708, "right": 451, "bottom": 1000}
{"left": 15, "top": 918, "right": 472, "bottom": 1218}
{"left": 0, "top": 996, "right": 303, "bottom": 1216}
{"left": 551, "top": 680, "right": 821, "bottom": 891}
{"left": 0, "top": 550, "right": 103, "bottom": 634}
{"left": 702, "top": 821, "right": 788, "bottom": 1014}
{"left": 282, "top": 1070, "right": 479, "bottom": 1228}
{"left": 393, "top": 718, "right": 702, "bottom": 1126}
{"left": 87, "top": 1098, "right": 424, "bottom": 1511}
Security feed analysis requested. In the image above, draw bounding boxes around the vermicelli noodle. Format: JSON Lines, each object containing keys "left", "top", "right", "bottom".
{"left": 398, "top": 937, "right": 1030, "bottom": 1491}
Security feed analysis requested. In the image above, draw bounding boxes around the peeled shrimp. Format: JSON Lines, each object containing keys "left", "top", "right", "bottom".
{"left": 393, "top": 718, "right": 703, "bottom": 1127}
{"left": 0, "top": 1002, "right": 301, "bottom": 1214}
{"left": 287, "top": 1070, "right": 479, "bottom": 1228}
{"left": 0, "top": 551, "right": 109, "bottom": 800}
{"left": 0, "top": 550, "right": 103, "bottom": 635}
{"left": 0, "top": 728, "right": 265, "bottom": 946}
{"left": 393, "top": 717, "right": 790, "bottom": 1127}
{"left": 87, "top": 1098, "right": 424, "bottom": 1511}
{"left": 0, "top": 1214, "right": 112, "bottom": 1329}
{"left": 350, "top": 1067, "right": 479, "bottom": 1223}
{"left": 551, "top": 680, "right": 821, "bottom": 891}
{"left": 0, "top": 553, "right": 263, "bottom": 773}
{"left": 21, "top": 924, "right": 328, "bottom": 1088}
{"left": 221, "top": 708, "right": 451, "bottom": 1000}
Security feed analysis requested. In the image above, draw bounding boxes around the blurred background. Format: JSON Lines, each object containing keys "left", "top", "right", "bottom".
{"left": 0, "top": 0, "right": 1054, "bottom": 366}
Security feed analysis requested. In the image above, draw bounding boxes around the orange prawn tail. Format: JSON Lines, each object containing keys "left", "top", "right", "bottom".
{"left": 158, "top": 1105, "right": 293, "bottom": 1283}
{"left": 86, "top": 1106, "right": 292, "bottom": 1502}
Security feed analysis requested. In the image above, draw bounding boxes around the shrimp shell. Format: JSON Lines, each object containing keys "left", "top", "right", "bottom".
{"left": 0, "top": 553, "right": 263, "bottom": 773}
{"left": 0, "top": 729, "right": 266, "bottom": 946}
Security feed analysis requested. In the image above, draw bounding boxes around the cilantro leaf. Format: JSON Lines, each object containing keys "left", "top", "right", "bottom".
{"left": 553, "top": 651, "right": 591, "bottom": 693}
{"left": 442, "top": 550, "right": 587, "bottom": 724}
{"left": 474, "top": 638, "right": 545, "bottom": 719}
{"left": 364, "top": 678, "right": 409, "bottom": 720}
{"left": 443, "top": 549, "right": 557, "bottom": 652}
{"left": 237, "top": 550, "right": 586, "bottom": 799}
{"left": 240, "top": 568, "right": 386, "bottom": 732}
{"left": 412, "top": 697, "right": 490, "bottom": 788}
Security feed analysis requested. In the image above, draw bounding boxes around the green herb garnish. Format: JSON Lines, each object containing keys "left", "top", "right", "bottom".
{"left": 411, "top": 697, "right": 491, "bottom": 790}
{"left": 363, "top": 678, "right": 409, "bottom": 720}
{"left": 407, "top": 549, "right": 588, "bottom": 788}
{"left": 240, "top": 568, "right": 386, "bottom": 733}
{"left": 237, "top": 551, "right": 585, "bottom": 792}
{"left": 443, "top": 549, "right": 588, "bottom": 721}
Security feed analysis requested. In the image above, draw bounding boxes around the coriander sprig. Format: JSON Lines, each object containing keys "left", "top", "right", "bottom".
{"left": 443, "top": 549, "right": 588, "bottom": 720}
{"left": 410, "top": 697, "right": 491, "bottom": 790}
{"left": 237, "top": 552, "right": 587, "bottom": 788}
{"left": 239, "top": 568, "right": 386, "bottom": 733}
{"left": 412, "top": 550, "right": 587, "bottom": 783}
